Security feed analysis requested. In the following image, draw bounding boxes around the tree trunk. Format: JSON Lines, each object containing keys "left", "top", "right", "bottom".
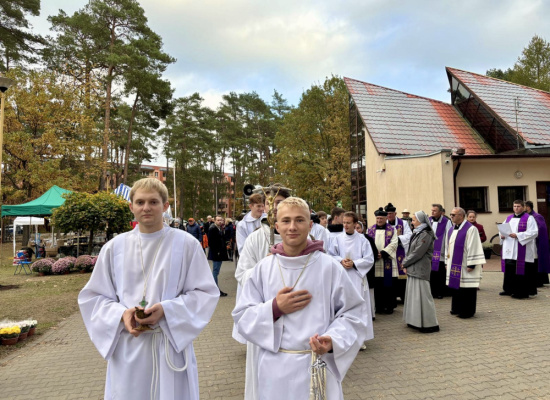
{"left": 123, "top": 93, "right": 139, "bottom": 184}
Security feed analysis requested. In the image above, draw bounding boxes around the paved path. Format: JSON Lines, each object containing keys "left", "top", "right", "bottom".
{"left": 1, "top": 259, "right": 550, "bottom": 399}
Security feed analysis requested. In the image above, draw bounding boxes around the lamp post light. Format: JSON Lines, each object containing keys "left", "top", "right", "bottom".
{"left": 0, "top": 76, "right": 15, "bottom": 198}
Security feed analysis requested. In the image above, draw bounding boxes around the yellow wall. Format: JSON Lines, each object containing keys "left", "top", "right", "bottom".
{"left": 364, "top": 133, "right": 455, "bottom": 226}
{"left": 456, "top": 157, "right": 550, "bottom": 239}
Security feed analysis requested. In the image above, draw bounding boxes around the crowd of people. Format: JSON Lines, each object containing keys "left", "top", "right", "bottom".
{"left": 77, "top": 178, "right": 550, "bottom": 400}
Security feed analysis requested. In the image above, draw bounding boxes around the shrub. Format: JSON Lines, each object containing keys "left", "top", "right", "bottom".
{"left": 52, "top": 257, "right": 74, "bottom": 274}
{"left": 75, "top": 255, "right": 95, "bottom": 272}
{"left": 31, "top": 258, "right": 55, "bottom": 274}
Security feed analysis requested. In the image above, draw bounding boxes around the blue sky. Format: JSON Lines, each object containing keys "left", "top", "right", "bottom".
{"left": 33, "top": 1, "right": 550, "bottom": 108}
{"left": 30, "top": 1, "right": 550, "bottom": 163}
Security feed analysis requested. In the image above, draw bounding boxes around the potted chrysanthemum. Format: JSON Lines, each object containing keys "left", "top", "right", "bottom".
{"left": 31, "top": 258, "right": 55, "bottom": 275}
{"left": 18, "top": 321, "right": 30, "bottom": 341}
{"left": 0, "top": 325, "right": 21, "bottom": 345}
{"left": 26, "top": 320, "right": 38, "bottom": 336}
{"left": 75, "top": 255, "right": 95, "bottom": 273}
{"left": 52, "top": 257, "right": 74, "bottom": 274}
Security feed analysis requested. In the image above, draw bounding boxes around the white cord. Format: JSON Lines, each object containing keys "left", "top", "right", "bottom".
{"left": 150, "top": 329, "right": 190, "bottom": 400}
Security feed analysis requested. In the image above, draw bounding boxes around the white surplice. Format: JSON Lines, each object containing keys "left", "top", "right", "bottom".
{"left": 328, "top": 231, "right": 374, "bottom": 340}
{"left": 78, "top": 225, "right": 219, "bottom": 400}
{"left": 444, "top": 221, "right": 486, "bottom": 288}
{"left": 236, "top": 212, "right": 267, "bottom": 254}
{"left": 234, "top": 222, "right": 282, "bottom": 400}
{"left": 373, "top": 227, "right": 399, "bottom": 277}
{"left": 233, "top": 251, "right": 367, "bottom": 400}
{"left": 501, "top": 214, "right": 539, "bottom": 262}
{"left": 388, "top": 217, "right": 412, "bottom": 253}
{"left": 310, "top": 222, "right": 329, "bottom": 251}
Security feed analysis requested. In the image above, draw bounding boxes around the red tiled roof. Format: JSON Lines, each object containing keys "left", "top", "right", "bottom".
{"left": 344, "top": 77, "right": 493, "bottom": 156}
{"left": 447, "top": 67, "right": 550, "bottom": 145}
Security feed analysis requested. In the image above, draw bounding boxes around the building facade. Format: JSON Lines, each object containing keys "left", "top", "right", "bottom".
{"left": 346, "top": 67, "right": 550, "bottom": 240}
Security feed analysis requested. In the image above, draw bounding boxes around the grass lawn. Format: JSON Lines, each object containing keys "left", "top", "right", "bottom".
{"left": 0, "top": 243, "right": 90, "bottom": 360}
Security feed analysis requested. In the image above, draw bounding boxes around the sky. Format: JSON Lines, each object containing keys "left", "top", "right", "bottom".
{"left": 29, "top": 0, "right": 550, "bottom": 162}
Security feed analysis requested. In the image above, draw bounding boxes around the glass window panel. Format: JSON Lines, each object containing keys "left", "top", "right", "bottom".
{"left": 498, "top": 186, "right": 526, "bottom": 212}
{"left": 459, "top": 187, "right": 488, "bottom": 212}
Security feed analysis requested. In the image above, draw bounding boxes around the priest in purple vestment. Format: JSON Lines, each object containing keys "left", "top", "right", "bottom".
{"left": 526, "top": 201, "right": 550, "bottom": 287}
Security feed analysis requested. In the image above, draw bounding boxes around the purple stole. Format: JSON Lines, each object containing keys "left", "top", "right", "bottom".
{"left": 501, "top": 213, "right": 530, "bottom": 275}
{"left": 447, "top": 221, "right": 472, "bottom": 290}
{"left": 430, "top": 216, "right": 449, "bottom": 271}
{"left": 531, "top": 212, "right": 550, "bottom": 273}
{"left": 368, "top": 223, "right": 395, "bottom": 287}
{"left": 392, "top": 218, "right": 406, "bottom": 276}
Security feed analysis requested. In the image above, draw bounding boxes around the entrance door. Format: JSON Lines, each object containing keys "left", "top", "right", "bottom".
{"left": 536, "top": 181, "right": 550, "bottom": 236}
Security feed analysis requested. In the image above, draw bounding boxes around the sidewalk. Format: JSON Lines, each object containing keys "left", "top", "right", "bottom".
{"left": 1, "top": 260, "right": 550, "bottom": 399}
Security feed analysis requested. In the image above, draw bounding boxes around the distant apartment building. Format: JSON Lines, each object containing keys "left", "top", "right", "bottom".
{"left": 140, "top": 164, "right": 170, "bottom": 182}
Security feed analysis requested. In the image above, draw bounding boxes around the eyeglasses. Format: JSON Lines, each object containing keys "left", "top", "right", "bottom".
{"left": 449, "top": 213, "right": 456, "bottom": 217}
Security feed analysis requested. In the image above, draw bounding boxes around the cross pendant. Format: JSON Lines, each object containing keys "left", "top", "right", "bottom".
{"left": 139, "top": 297, "right": 148, "bottom": 308}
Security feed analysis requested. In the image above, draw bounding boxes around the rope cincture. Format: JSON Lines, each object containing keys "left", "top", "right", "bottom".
{"left": 149, "top": 327, "right": 190, "bottom": 400}
{"left": 279, "top": 349, "right": 328, "bottom": 400}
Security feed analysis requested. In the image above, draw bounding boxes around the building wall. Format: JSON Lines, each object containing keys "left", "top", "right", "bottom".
{"left": 364, "top": 132, "right": 454, "bottom": 226}
{"left": 455, "top": 157, "right": 550, "bottom": 239}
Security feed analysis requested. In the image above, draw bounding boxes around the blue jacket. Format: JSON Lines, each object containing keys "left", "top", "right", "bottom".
{"left": 186, "top": 223, "right": 203, "bottom": 242}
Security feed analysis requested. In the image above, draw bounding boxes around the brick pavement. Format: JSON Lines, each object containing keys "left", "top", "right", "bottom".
{"left": 1, "top": 259, "right": 550, "bottom": 400}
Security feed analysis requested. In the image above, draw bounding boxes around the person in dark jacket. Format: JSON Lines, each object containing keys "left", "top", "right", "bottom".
{"left": 208, "top": 215, "right": 229, "bottom": 296}
{"left": 402, "top": 210, "right": 439, "bottom": 333}
{"left": 224, "top": 218, "right": 236, "bottom": 261}
{"left": 186, "top": 218, "right": 203, "bottom": 243}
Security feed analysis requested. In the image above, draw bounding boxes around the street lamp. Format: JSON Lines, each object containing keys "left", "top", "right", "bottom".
{"left": 0, "top": 76, "right": 15, "bottom": 198}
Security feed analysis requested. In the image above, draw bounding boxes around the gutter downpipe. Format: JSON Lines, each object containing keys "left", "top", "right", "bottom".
{"left": 453, "top": 157, "right": 462, "bottom": 205}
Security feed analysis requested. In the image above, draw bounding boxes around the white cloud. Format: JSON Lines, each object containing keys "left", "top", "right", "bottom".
{"left": 30, "top": 0, "right": 550, "bottom": 107}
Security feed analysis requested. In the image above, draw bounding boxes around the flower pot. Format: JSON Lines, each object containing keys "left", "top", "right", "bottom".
{"left": 1, "top": 337, "right": 18, "bottom": 345}
{"left": 18, "top": 332, "right": 28, "bottom": 341}
{"left": 28, "top": 327, "right": 36, "bottom": 336}
{"left": 483, "top": 248, "right": 492, "bottom": 260}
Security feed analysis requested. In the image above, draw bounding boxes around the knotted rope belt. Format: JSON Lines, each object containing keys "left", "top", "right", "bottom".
{"left": 279, "top": 349, "right": 328, "bottom": 400}
{"left": 144, "top": 327, "right": 190, "bottom": 400}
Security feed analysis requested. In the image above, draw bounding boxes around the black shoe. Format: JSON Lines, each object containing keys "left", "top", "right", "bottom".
{"left": 219, "top": 291, "right": 228, "bottom": 297}
{"left": 419, "top": 326, "right": 440, "bottom": 333}
{"left": 450, "top": 310, "right": 459, "bottom": 315}
{"left": 499, "top": 291, "right": 512, "bottom": 296}
{"left": 435, "top": 295, "right": 444, "bottom": 299}
{"left": 511, "top": 294, "right": 528, "bottom": 299}
{"left": 457, "top": 314, "right": 474, "bottom": 319}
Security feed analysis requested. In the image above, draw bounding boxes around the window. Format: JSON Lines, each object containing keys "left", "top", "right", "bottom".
{"left": 498, "top": 186, "right": 526, "bottom": 212}
{"left": 459, "top": 187, "right": 488, "bottom": 212}
{"left": 154, "top": 171, "right": 159, "bottom": 177}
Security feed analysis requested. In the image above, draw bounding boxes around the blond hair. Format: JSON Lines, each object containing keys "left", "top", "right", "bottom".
{"left": 277, "top": 197, "right": 310, "bottom": 218}
{"left": 130, "top": 178, "right": 169, "bottom": 204}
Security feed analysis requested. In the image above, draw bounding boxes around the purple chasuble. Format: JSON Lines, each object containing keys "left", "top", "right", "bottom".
{"left": 430, "top": 216, "right": 449, "bottom": 271}
{"left": 392, "top": 218, "right": 406, "bottom": 276}
{"left": 501, "top": 213, "right": 530, "bottom": 275}
{"left": 368, "top": 224, "right": 395, "bottom": 287}
{"left": 447, "top": 221, "right": 472, "bottom": 290}
{"left": 531, "top": 211, "right": 550, "bottom": 273}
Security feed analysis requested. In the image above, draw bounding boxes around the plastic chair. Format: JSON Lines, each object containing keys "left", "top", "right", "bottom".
{"left": 14, "top": 251, "right": 32, "bottom": 275}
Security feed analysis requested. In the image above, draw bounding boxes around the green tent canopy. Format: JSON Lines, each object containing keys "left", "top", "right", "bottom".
{"left": 1, "top": 185, "right": 72, "bottom": 217}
